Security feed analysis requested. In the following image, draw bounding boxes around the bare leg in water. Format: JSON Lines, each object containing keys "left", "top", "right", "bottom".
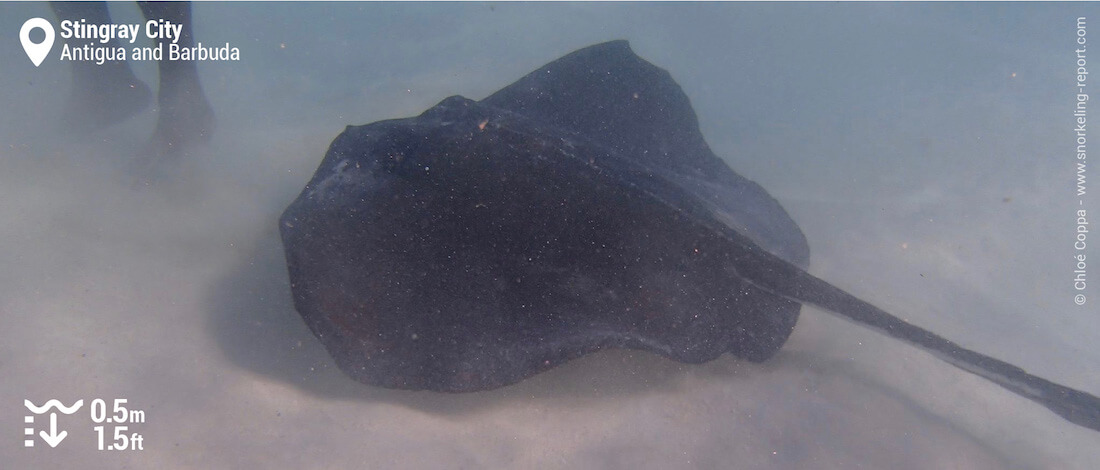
{"left": 50, "top": 1, "right": 214, "bottom": 158}
{"left": 50, "top": 1, "right": 151, "bottom": 133}
{"left": 137, "top": 1, "right": 214, "bottom": 157}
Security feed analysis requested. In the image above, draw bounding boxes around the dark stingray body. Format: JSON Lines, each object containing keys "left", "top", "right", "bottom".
{"left": 280, "top": 41, "right": 810, "bottom": 392}
{"left": 281, "top": 39, "right": 1100, "bottom": 433}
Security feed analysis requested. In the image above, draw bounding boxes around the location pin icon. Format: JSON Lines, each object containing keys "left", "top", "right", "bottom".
{"left": 20, "top": 18, "right": 55, "bottom": 67}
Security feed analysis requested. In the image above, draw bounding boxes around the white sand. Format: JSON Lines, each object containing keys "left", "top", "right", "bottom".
{"left": 2, "top": 3, "right": 1098, "bottom": 468}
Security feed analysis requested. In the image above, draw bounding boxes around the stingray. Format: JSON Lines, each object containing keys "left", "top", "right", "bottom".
{"left": 279, "top": 40, "right": 1100, "bottom": 432}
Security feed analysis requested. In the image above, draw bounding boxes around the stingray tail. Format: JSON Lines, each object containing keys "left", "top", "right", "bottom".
{"left": 735, "top": 246, "right": 1100, "bottom": 433}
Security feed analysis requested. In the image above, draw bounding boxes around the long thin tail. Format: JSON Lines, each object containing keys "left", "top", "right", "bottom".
{"left": 735, "top": 246, "right": 1100, "bottom": 433}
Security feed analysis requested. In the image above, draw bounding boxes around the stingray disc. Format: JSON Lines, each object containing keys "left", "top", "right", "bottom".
{"left": 280, "top": 40, "right": 809, "bottom": 392}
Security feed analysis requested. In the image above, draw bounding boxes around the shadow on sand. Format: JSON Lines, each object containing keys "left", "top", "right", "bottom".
{"left": 202, "top": 224, "right": 740, "bottom": 415}
{"left": 201, "top": 217, "right": 981, "bottom": 440}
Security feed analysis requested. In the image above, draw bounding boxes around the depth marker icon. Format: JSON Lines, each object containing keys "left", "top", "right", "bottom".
{"left": 24, "top": 399, "right": 84, "bottom": 448}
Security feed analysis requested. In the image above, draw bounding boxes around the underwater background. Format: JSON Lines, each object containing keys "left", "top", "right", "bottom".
{"left": 1, "top": 2, "right": 1098, "bottom": 468}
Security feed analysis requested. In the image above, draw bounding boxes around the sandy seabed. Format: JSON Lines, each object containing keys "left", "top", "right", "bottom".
{"left": 2, "top": 2, "right": 1099, "bottom": 469}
